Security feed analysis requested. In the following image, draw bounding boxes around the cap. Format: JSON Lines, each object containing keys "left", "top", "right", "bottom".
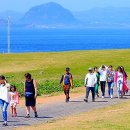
{"left": 88, "top": 68, "right": 93, "bottom": 71}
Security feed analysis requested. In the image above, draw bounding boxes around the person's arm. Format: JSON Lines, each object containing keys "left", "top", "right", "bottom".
{"left": 70, "top": 74, "right": 74, "bottom": 89}
{"left": 94, "top": 74, "right": 97, "bottom": 86}
{"left": 98, "top": 66, "right": 102, "bottom": 74}
{"left": 60, "top": 75, "right": 64, "bottom": 85}
{"left": 84, "top": 74, "right": 88, "bottom": 87}
{"left": 33, "top": 79, "right": 37, "bottom": 99}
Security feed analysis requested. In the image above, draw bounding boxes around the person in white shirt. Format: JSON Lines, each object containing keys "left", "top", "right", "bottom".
{"left": 115, "top": 66, "right": 124, "bottom": 98}
{"left": 84, "top": 68, "right": 97, "bottom": 102}
{"left": 0, "top": 75, "right": 10, "bottom": 127}
{"left": 98, "top": 65, "right": 108, "bottom": 98}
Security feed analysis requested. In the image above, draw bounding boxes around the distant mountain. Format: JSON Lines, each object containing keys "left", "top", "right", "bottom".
{"left": 74, "top": 7, "right": 130, "bottom": 27}
{"left": 20, "top": 2, "right": 77, "bottom": 27}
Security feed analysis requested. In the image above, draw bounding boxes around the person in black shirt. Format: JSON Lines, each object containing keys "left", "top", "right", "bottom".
{"left": 24, "top": 73, "right": 38, "bottom": 118}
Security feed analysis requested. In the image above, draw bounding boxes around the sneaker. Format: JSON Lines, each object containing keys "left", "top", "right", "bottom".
{"left": 102, "top": 96, "right": 104, "bottom": 99}
{"left": 110, "top": 95, "right": 113, "bottom": 99}
{"left": 3, "top": 122, "right": 8, "bottom": 127}
{"left": 25, "top": 114, "right": 30, "bottom": 118}
{"left": 34, "top": 112, "right": 38, "bottom": 118}
{"left": 84, "top": 98, "right": 88, "bottom": 102}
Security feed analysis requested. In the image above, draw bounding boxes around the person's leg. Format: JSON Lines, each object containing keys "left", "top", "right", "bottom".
{"left": 120, "top": 83, "right": 123, "bottom": 98}
{"left": 117, "top": 83, "right": 120, "bottom": 98}
{"left": 100, "top": 81, "right": 103, "bottom": 96}
{"left": 91, "top": 87, "right": 95, "bottom": 101}
{"left": 85, "top": 87, "right": 90, "bottom": 102}
{"left": 11, "top": 106, "right": 13, "bottom": 116}
{"left": 2, "top": 101, "right": 9, "bottom": 126}
{"left": 66, "top": 86, "right": 70, "bottom": 101}
{"left": 103, "top": 81, "right": 106, "bottom": 97}
{"left": 95, "top": 84, "right": 98, "bottom": 96}
{"left": 108, "top": 82, "right": 111, "bottom": 97}
{"left": 13, "top": 104, "right": 17, "bottom": 117}
{"left": 31, "top": 106, "right": 38, "bottom": 117}
{"left": 110, "top": 82, "right": 114, "bottom": 98}
{"left": 26, "top": 106, "right": 30, "bottom": 115}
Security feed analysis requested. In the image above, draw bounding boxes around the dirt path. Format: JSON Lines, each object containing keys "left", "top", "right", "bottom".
{"left": 1, "top": 81, "right": 130, "bottom": 130}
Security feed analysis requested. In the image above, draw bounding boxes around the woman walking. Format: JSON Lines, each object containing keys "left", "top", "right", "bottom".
{"left": 107, "top": 65, "right": 115, "bottom": 99}
{"left": 0, "top": 75, "right": 10, "bottom": 126}
{"left": 98, "top": 65, "right": 108, "bottom": 98}
{"left": 121, "top": 66, "right": 129, "bottom": 94}
{"left": 115, "top": 66, "right": 124, "bottom": 98}
{"left": 24, "top": 73, "right": 38, "bottom": 118}
{"left": 94, "top": 67, "right": 100, "bottom": 97}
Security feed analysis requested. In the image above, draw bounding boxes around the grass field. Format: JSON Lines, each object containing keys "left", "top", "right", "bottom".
{"left": 15, "top": 100, "right": 130, "bottom": 130}
{"left": 0, "top": 49, "right": 130, "bottom": 96}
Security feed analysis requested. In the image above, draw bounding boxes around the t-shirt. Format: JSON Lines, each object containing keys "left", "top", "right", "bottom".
{"left": 85, "top": 73, "right": 97, "bottom": 87}
{"left": 9, "top": 91, "right": 19, "bottom": 104}
{"left": 117, "top": 72, "right": 123, "bottom": 83}
{"left": 0, "top": 83, "right": 10, "bottom": 103}
{"left": 107, "top": 70, "right": 115, "bottom": 82}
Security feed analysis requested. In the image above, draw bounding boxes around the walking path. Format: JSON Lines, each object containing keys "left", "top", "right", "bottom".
{"left": 1, "top": 81, "right": 130, "bottom": 130}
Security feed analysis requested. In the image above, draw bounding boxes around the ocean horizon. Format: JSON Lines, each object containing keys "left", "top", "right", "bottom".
{"left": 0, "top": 28, "right": 130, "bottom": 53}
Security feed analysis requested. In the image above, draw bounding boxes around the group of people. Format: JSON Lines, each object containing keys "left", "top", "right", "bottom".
{"left": 0, "top": 73, "right": 38, "bottom": 126}
{"left": 0, "top": 65, "right": 129, "bottom": 127}
{"left": 60, "top": 65, "right": 129, "bottom": 103}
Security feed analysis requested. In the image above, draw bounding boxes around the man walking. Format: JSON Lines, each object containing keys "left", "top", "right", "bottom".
{"left": 60, "top": 67, "right": 73, "bottom": 102}
{"left": 84, "top": 68, "right": 97, "bottom": 102}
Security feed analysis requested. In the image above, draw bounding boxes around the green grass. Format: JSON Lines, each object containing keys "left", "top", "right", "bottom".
{"left": 1, "top": 49, "right": 130, "bottom": 96}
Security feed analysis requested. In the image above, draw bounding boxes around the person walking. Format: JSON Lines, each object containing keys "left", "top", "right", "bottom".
{"left": 94, "top": 67, "right": 100, "bottom": 97}
{"left": 24, "top": 73, "right": 38, "bottom": 118}
{"left": 121, "top": 66, "right": 129, "bottom": 94}
{"left": 107, "top": 65, "right": 115, "bottom": 99}
{"left": 115, "top": 66, "right": 124, "bottom": 98}
{"left": 60, "top": 67, "right": 73, "bottom": 102}
{"left": 84, "top": 68, "right": 97, "bottom": 102}
{"left": 9, "top": 85, "right": 19, "bottom": 117}
{"left": 0, "top": 75, "right": 10, "bottom": 126}
{"left": 98, "top": 65, "right": 108, "bottom": 98}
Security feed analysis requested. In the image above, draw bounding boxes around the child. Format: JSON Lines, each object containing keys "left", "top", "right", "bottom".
{"left": 9, "top": 85, "right": 19, "bottom": 117}
{"left": 0, "top": 75, "right": 10, "bottom": 126}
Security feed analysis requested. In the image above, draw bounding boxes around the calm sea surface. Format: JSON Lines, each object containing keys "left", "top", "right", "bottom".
{"left": 0, "top": 28, "right": 130, "bottom": 53}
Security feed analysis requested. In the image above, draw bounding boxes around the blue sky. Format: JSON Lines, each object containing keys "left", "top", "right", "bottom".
{"left": 0, "top": 0, "right": 130, "bottom": 12}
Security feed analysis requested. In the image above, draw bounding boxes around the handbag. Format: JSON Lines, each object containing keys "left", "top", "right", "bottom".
{"left": 25, "top": 92, "right": 34, "bottom": 98}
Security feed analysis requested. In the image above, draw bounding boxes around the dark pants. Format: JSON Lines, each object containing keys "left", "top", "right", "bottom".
{"left": 86, "top": 87, "right": 95, "bottom": 100}
{"left": 63, "top": 85, "right": 70, "bottom": 100}
{"left": 100, "top": 81, "right": 106, "bottom": 96}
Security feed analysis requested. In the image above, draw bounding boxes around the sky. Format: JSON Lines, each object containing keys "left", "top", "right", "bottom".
{"left": 0, "top": 0, "right": 130, "bottom": 13}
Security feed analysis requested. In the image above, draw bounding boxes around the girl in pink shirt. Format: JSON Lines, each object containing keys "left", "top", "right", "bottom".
{"left": 9, "top": 85, "right": 19, "bottom": 117}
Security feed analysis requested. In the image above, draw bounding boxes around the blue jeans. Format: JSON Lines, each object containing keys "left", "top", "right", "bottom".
{"left": 117, "top": 80, "right": 123, "bottom": 97}
{"left": 108, "top": 82, "right": 114, "bottom": 96}
{"left": 0, "top": 99, "right": 9, "bottom": 122}
{"left": 86, "top": 87, "right": 95, "bottom": 100}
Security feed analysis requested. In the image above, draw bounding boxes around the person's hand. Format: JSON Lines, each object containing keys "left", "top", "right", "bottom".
{"left": 35, "top": 94, "right": 37, "bottom": 99}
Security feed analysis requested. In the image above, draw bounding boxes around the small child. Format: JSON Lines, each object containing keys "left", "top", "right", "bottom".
{"left": 9, "top": 85, "right": 19, "bottom": 117}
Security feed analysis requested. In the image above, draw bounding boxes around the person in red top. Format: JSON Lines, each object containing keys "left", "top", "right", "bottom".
{"left": 60, "top": 67, "right": 73, "bottom": 102}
